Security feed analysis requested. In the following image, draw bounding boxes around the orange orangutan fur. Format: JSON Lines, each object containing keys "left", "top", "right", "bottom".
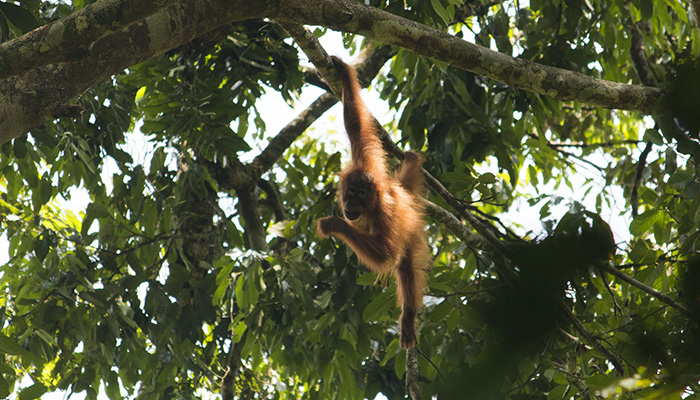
{"left": 316, "top": 56, "right": 431, "bottom": 349}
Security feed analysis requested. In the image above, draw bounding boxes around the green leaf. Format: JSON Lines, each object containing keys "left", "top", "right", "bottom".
{"left": 586, "top": 373, "right": 615, "bottom": 391}
{"left": 643, "top": 128, "right": 663, "bottom": 145}
{"left": 33, "top": 236, "right": 49, "bottom": 262}
{"left": 232, "top": 320, "right": 247, "bottom": 343}
{"left": 547, "top": 384, "right": 568, "bottom": 399}
{"left": 140, "top": 198, "right": 157, "bottom": 238}
{"left": 87, "top": 202, "right": 111, "bottom": 218}
{"left": 0, "top": 333, "right": 29, "bottom": 356}
{"left": 234, "top": 274, "right": 248, "bottom": 310}
{"left": 430, "top": 0, "right": 451, "bottom": 25}
{"left": 150, "top": 147, "right": 166, "bottom": 173}
{"left": 18, "top": 383, "right": 47, "bottom": 400}
{"left": 667, "top": 170, "right": 692, "bottom": 185}
{"left": 629, "top": 210, "right": 661, "bottom": 236}
{"left": 314, "top": 290, "right": 333, "bottom": 310}
{"left": 628, "top": 239, "right": 656, "bottom": 264}
{"left": 13, "top": 136, "right": 27, "bottom": 159}
{"left": 639, "top": 0, "right": 653, "bottom": 20}
{"left": 446, "top": 309, "right": 461, "bottom": 330}
{"left": 212, "top": 279, "right": 229, "bottom": 307}
{"left": 479, "top": 172, "right": 497, "bottom": 184}
{"left": 0, "top": 376, "right": 9, "bottom": 398}
{"left": 428, "top": 300, "right": 453, "bottom": 323}
{"left": 105, "top": 371, "right": 121, "bottom": 400}
{"left": 356, "top": 272, "right": 376, "bottom": 286}
{"left": 380, "top": 339, "right": 401, "bottom": 366}
{"left": 362, "top": 290, "right": 394, "bottom": 322}
{"left": 0, "top": 2, "right": 39, "bottom": 33}
{"left": 340, "top": 326, "right": 357, "bottom": 350}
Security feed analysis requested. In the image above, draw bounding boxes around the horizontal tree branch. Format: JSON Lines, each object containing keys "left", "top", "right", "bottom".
{"left": 0, "top": 0, "right": 265, "bottom": 142}
{"left": 271, "top": 0, "right": 667, "bottom": 115}
{"left": 0, "top": 0, "right": 179, "bottom": 80}
{"left": 0, "top": 0, "right": 673, "bottom": 141}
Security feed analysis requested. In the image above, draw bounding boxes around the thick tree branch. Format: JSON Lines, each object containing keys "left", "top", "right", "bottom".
{"left": 0, "top": 0, "right": 672, "bottom": 141}
{"left": 0, "top": 0, "right": 179, "bottom": 80}
{"left": 271, "top": 0, "right": 667, "bottom": 115}
{"left": 0, "top": 0, "right": 265, "bottom": 143}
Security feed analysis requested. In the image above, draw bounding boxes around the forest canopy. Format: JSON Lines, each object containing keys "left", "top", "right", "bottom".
{"left": 1, "top": 0, "right": 700, "bottom": 399}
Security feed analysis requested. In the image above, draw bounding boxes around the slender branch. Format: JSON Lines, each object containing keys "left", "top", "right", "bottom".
{"left": 599, "top": 271, "right": 622, "bottom": 315}
{"left": 544, "top": 139, "right": 643, "bottom": 149}
{"left": 554, "top": 148, "right": 606, "bottom": 172}
{"left": 258, "top": 179, "right": 287, "bottom": 222}
{"left": 630, "top": 141, "right": 653, "bottom": 218}
{"left": 429, "top": 284, "right": 508, "bottom": 298}
{"left": 551, "top": 364, "right": 592, "bottom": 400}
{"left": 279, "top": 22, "right": 343, "bottom": 96}
{"left": 424, "top": 169, "right": 511, "bottom": 258}
{"left": 373, "top": 125, "right": 512, "bottom": 262}
{"left": 424, "top": 199, "right": 485, "bottom": 249}
{"left": 604, "top": 305, "right": 668, "bottom": 335}
{"left": 557, "top": 296, "right": 626, "bottom": 374}
{"left": 600, "top": 263, "right": 690, "bottom": 315}
{"left": 302, "top": 66, "right": 332, "bottom": 91}
{"left": 249, "top": 92, "right": 338, "bottom": 179}
{"left": 236, "top": 184, "right": 269, "bottom": 252}
{"left": 221, "top": 296, "right": 240, "bottom": 400}
{"left": 405, "top": 347, "right": 422, "bottom": 400}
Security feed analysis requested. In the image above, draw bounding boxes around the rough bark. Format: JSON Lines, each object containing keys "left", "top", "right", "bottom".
{"left": 0, "top": 0, "right": 671, "bottom": 142}
{"left": 0, "top": 0, "right": 180, "bottom": 80}
{"left": 271, "top": 0, "right": 666, "bottom": 114}
{"left": 0, "top": 0, "right": 265, "bottom": 142}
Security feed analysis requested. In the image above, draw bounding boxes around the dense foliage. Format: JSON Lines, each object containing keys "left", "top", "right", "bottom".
{"left": 1, "top": 0, "right": 700, "bottom": 399}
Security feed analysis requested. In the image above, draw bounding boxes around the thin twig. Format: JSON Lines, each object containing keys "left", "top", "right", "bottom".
{"left": 599, "top": 271, "right": 622, "bottom": 315}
